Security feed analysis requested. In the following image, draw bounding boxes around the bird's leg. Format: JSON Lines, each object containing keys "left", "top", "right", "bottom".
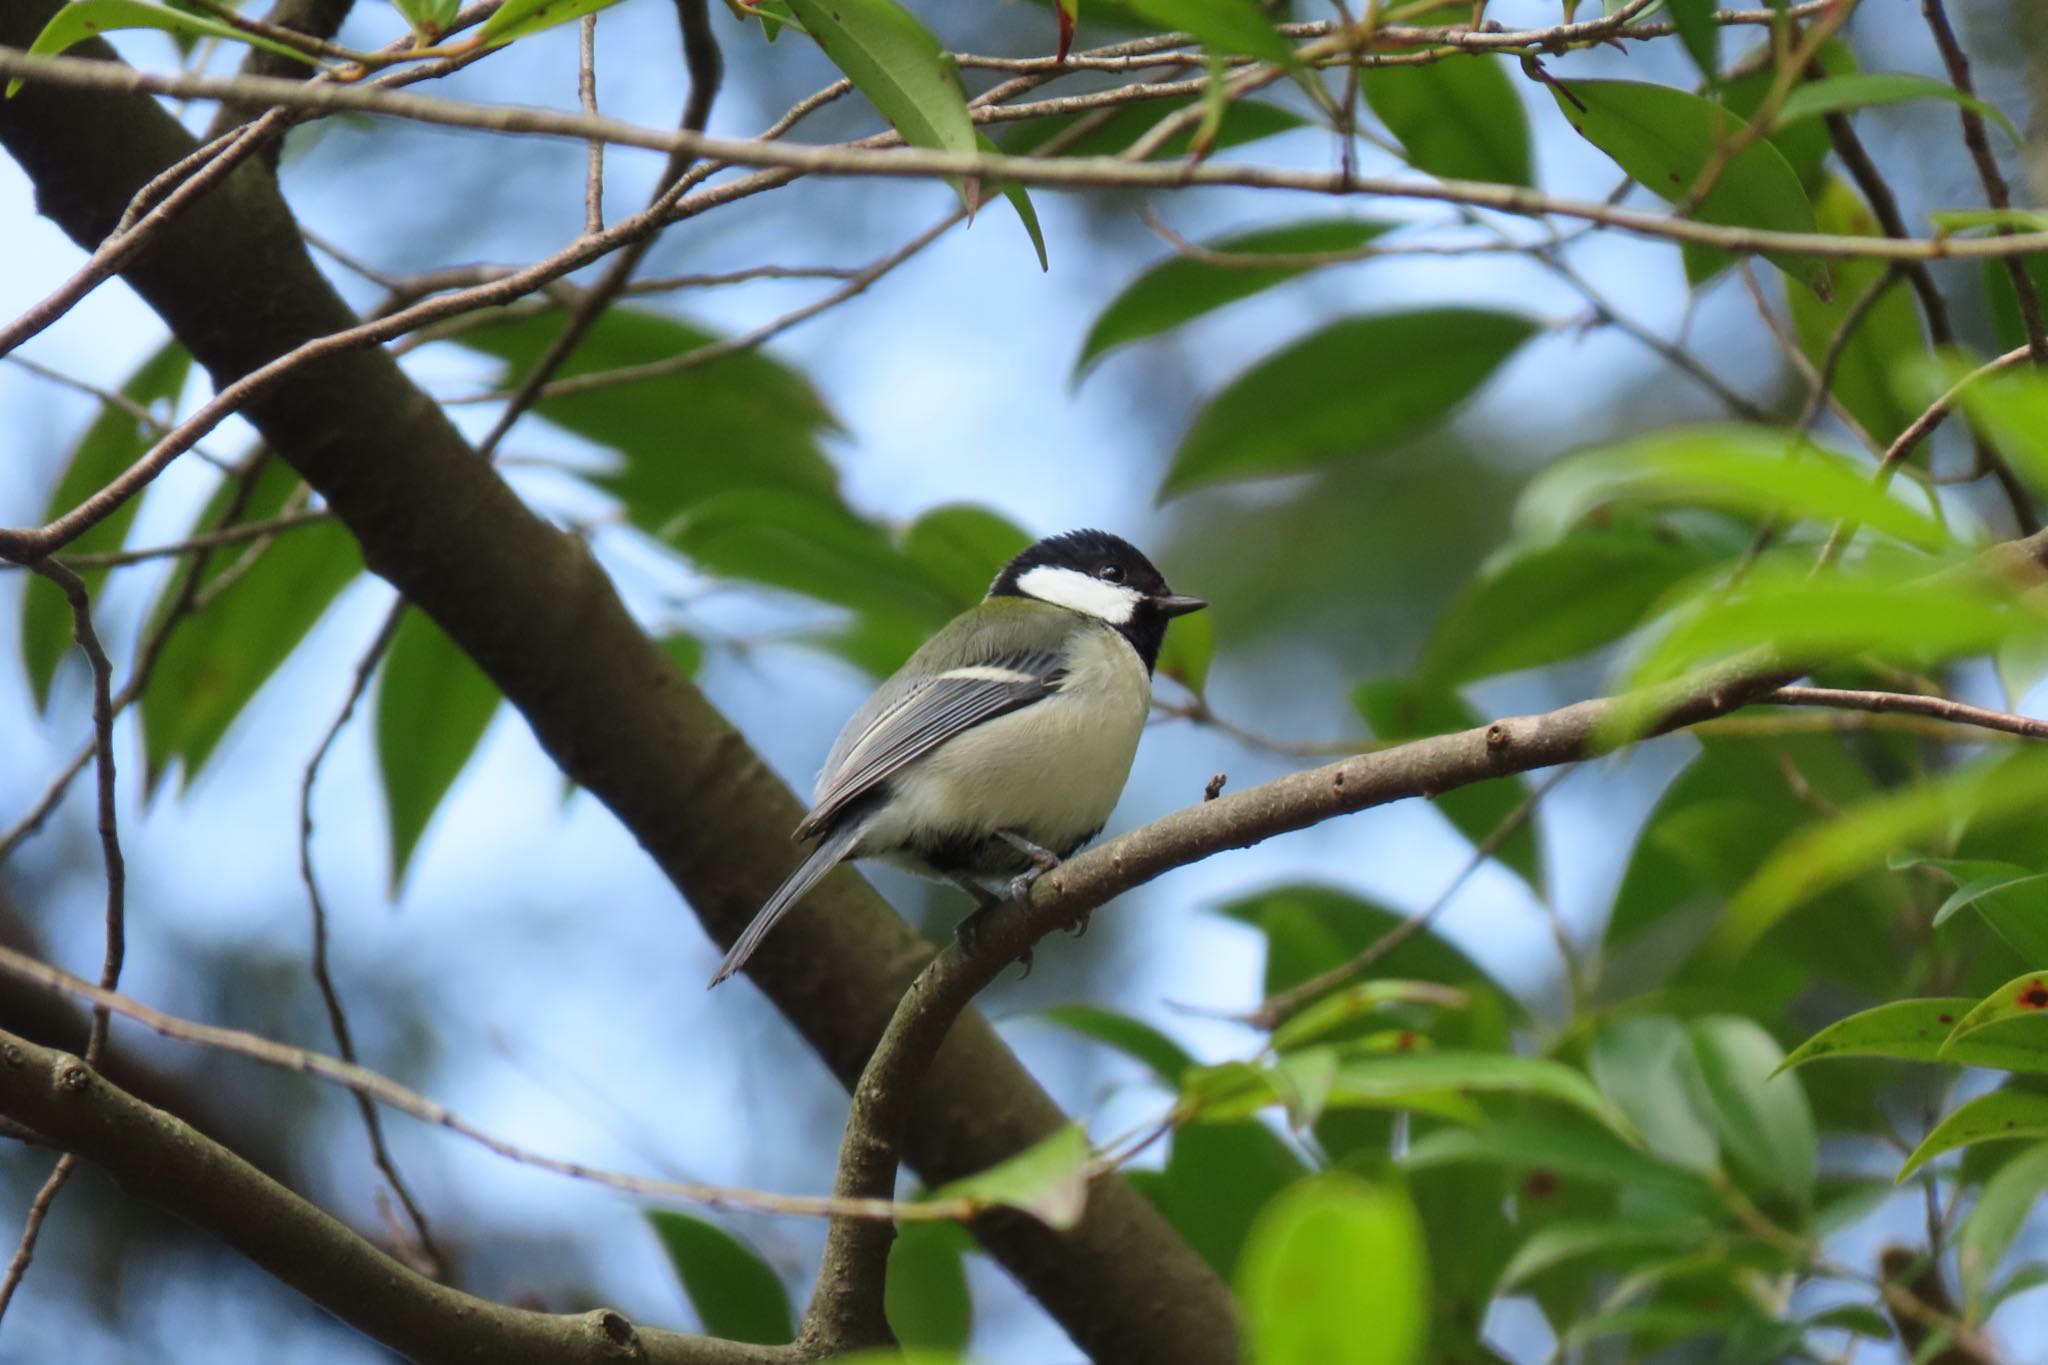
{"left": 996, "top": 830, "right": 1063, "bottom": 906}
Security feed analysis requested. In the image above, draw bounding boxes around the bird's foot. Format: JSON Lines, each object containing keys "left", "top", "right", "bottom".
{"left": 1067, "top": 911, "right": 1092, "bottom": 939}
{"left": 997, "top": 831, "right": 1063, "bottom": 905}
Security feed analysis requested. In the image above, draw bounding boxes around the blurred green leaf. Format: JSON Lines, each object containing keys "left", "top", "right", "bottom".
{"left": 1364, "top": 55, "right": 1531, "bottom": 187}
{"left": 1032, "top": 1004, "right": 1193, "bottom": 1083}
{"left": 1900, "top": 1089, "right": 2048, "bottom": 1181}
{"left": 1161, "top": 1120, "right": 1307, "bottom": 1278}
{"left": 391, "top": 0, "right": 460, "bottom": 37}
{"left": 1958, "top": 1142, "right": 2048, "bottom": 1318}
{"left": 1164, "top": 310, "right": 1536, "bottom": 498}
{"left": 1804, "top": 1303, "right": 1893, "bottom": 1340}
{"left": 143, "top": 461, "right": 362, "bottom": 789}
{"left": 1076, "top": 219, "right": 1392, "bottom": 377}
{"left": 1238, "top": 1174, "right": 1428, "bottom": 1365}
{"left": 1122, "top": 0, "right": 1290, "bottom": 63}
{"left": 667, "top": 490, "right": 954, "bottom": 625}
{"left": 1776, "top": 73, "right": 2022, "bottom": 146}
{"left": 1666, "top": 0, "right": 1717, "bottom": 78}
{"left": 1982, "top": 256, "right": 2048, "bottom": 354}
{"left": 1498, "top": 1219, "right": 1716, "bottom": 1290}
{"left": 453, "top": 309, "right": 837, "bottom": 528}
{"left": 1547, "top": 78, "right": 1827, "bottom": 295}
{"left": 885, "top": 1221, "right": 972, "bottom": 1353}
{"left": 1787, "top": 180, "right": 1924, "bottom": 447}
{"left": 476, "top": 0, "right": 619, "bottom": 44}
{"left": 647, "top": 1210, "right": 793, "bottom": 1345}
{"left": 1516, "top": 425, "right": 1945, "bottom": 550}
{"left": 1926, "top": 865, "right": 2048, "bottom": 963}
{"left": 1332, "top": 1051, "right": 1638, "bottom": 1142}
{"left": 1685, "top": 1016, "right": 1816, "bottom": 1205}
{"left": 1403, "top": 1116, "right": 1716, "bottom": 1200}
{"left": 1155, "top": 603, "right": 1214, "bottom": 695}
{"left": 24, "top": 339, "right": 190, "bottom": 709}
{"left": 998, "top": 97, "right": 1304, "bottom": 160}
{"left": 899, "top": 504, "right": 1030, "bottom": 609}
{"left": 660, "top": 632, "right": 704, "bottom": 677}
{"left": 1930, "top": 208, "right": 2048, "bottom": 234}
{"left": 1631, "top": 560, "right": 2033, "bottom": 690}
{"left": 1950, "top": 358, "right": 2048, "bottom": 493}
{"left": 1271, "top": 981, "right": 1465, "bottom": 1053}
{"left": 975, "top": 131, "right": 1049, "bottom": 271}
{"left": 1421, "top": 519, "right": 1725, "bottom": 684}
{"left": 376, "top": 607, "right": 501, "bottom": 892}
{"left": 1720, "top": 753, "right": 2048, "bottom": 957}
{"left": 12, "top": 0, "right": 321, "bottom": 92}
{"left": 1356, "top": 680, "right": 1542, "bottom": 896}
{"left": 1589, "top": 1017, "right": 1719, "bottom": 1173}
{"left": 933, "top": 1124, "right": 1091, "bottom": 1229}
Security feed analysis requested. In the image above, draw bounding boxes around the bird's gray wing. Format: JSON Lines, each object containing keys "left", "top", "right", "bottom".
{"left": 795, "top": 650, "right": 1066, "bottom": 838}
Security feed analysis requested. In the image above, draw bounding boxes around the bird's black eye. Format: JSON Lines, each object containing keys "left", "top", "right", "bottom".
{"left": 1097, "top": 564, "right": 1126, "bottom": 583}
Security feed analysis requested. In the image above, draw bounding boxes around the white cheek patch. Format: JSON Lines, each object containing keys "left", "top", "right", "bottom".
{"left": 1015, "top": 565, "right": 1143, "bottom": 624}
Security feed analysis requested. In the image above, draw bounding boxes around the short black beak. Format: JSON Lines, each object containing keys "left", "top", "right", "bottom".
{"left": 1155, "top": 593, "right": 1208, "bottom": 618}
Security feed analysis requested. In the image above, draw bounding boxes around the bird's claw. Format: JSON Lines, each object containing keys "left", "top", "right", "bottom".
{"left": 1067, "top": 912, "right": 1091, "bottom": 939}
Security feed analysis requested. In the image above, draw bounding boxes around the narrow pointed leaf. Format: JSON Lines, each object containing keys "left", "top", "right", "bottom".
{"left": 476, "top": 0, "right": 626, "bottom": 45}
{"left": 1547, "top": 78, "right": 1827, "bottom": 295}
{"left": 899, "top": 504, "right": 1030, "bottom": 608}
{"left": 1498, "top": 1220, "right": 1717, "bottom": 1290}
{"left": 1686, "top": 1016, "right": 1816, "bottom": 1204}
{"left": 1942, "top": 971, "right": 2048, "bottom": 1051}
{"left": 1271, "top": 981, "right": 1467, "bottom": 1053}
{"left": 1899, "top": 1090, "right": 2048, "bottom": 1181}
{"left": 1033, "top": 1004, "right": 1193, "bottom": 1083}
{"left": 885, "top": 1221, "right": 972, "bottom": 1352}
{"left": 1787, "top": 180, "right": 1924, "bottom": 446}
{"left": 1667, "top": 0, "right": 1718, "bottom": 77}
{"left": 12, "top": 0, "right": 320, "bottom": 93}
{"left": 1165, "top": 309, "right": 1535, "bottom": 497}
{"left": 1776, "top": 73, "right": 2022, "bottom": 146}
{"left": 1333, "top": 1051, "right": 1639, "bottom": 1142}
{"left": 1402, "top": 1117, "right": 1716, "bottom": 1199}
{"left": 648, "top": 1211, "right": 794, "bottom": 1344}
{"left": 1779, "top": 998, "right": 1982, "bottom": 1069}
{"left": 1122, "top": 0, "right": 1290, "bottom": 64}
{"left": 1958, "top": 1142, "right": 2048, "bottom": 1316}
{"left": 1077, "top": 219, "right": 1393, "bottom": 376}
{"left": 376, "top": 607, "right": 502, "bottom": 892}
{"left": 999, "top": 97, "right": 1304, "bottom": 160}
{"left": 24, "top": 339, "right": 190, "bottom": 709}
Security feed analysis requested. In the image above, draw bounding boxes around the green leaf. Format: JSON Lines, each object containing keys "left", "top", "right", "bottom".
{"left": 1787, "top": 180, "right": 1925, "bottom": 447}
{"left": 1720, "top": 753, "right": 2048, "bottom": 957}
{"left": 1930, "top": 868, "right": 2048, "bottom": 963}
{"left": 1032, "top": 1004, "right": 1193, "bottom": 1083}
{"left": 1076, "top": 219, "right": 1393, "bottom": 376}
{"left": 391, "top": 0, "right": 461, "bottom": 38}
{"left": 1155, "top": 604, "right": 1214, "bottom": 695}
{"left": 1942, "top": 971, "right": 2048, "bottom": 1053}
{"left": 452, "top": 309, "right": 837, "bottom": 527}
{"left": 781, "top": 0, "right": 976, "bottom": 206}
{"left": 1402, "top": 1116, "right": 1716, "bottom": 1200}
{"left": 1160, "top": 1121, "right": 1307, "bottom": 1278}
{"left": 476, "top": 0, "right": 625, "bottom": 45}
{"left": 1271, "top": 980, "right": 1466, "bottom": 1053}
{"left": 884, "top": 1221, "right": 972, "bottom": 1353}
{"left": 1547, "top": 78, "right": 1827, "bottom": 296}
{"left": 1515, "top": 425, "right": 1947, "bottom": 550}
{"left": 376, "top": 607, "right": 501, "bottom": 893}
{"left": 1776, "top": 73, "right": 2023, "bottom": 147}
{"left": 899, "top": 504, "right": 1030, "bottom": 609}
{"left": 660, "top": 632, "right": 704, "bottom": 677}
{"left": 1958, "top": 1142, "right": 2048, "bottom": 1318}
{"left": 647, "top": 1211, "right": 793, "bottom": 1344}
{"left": 1779, "top": 998, "right": 1985, "bottom": 1069}
{"left": 1331, "top": 1051, "right": 1639, "bottom": 1142}
{"left": 1982, "top": 256, "right": 2048, "bottom": 354}
{"left": 667, "top": 490, "right": 955, "bottom": 625}
{"left": 1631, "top": 559, "right": 2035, "bottom": 691}
{"left": 933, "top": 1124, "right": 1091, "bottom": 1229}
{"left": 1355, "top": 679, "right": 1542, "bottom": 895}
{"left": 1685, "top": 1016, "right": 1816, "bottom": 1205}
{"left": 999, "top": 97, "right": 1304, "bottom": 160}
{"left": 10, "top": 0, "right": 322, "bottom": 93}
{"left": 24, "top": 339, "right": 190, "bottom": 709}
{"left": 1238, "top": 1174, "right": 1428, "bottom": 1365}
{"left": 1805, "top": 1303, "right": 1894, "bottom": 1340}
{"left": 1120, "top": 0, "right": 1290, "bottom": 64}
{"left": 1589, "top": 1016, "right": 1719, "bottom": 1172}
{"left": 1899, "top": 1089, "right": 2048, "bottom": 1181}
{"left": 1949, "top": 359, "right": 2048, "bottom": 494}
{"left": 1667, "top": 0, "right": 1718, "bottom": 78}
{"left": 142, "top": 462, "right": 362, "bottom": 789}
{"left": 1930, "top": 207, "right": 2048, "bottom": 235}
{"left": 1498, "top": 1219, "right": 1717, "bottom": 1290}
{"left": 971, "top": 130, "right": 1049, "bottom": 271}
{"left": 1420, "top": 519, "right": 1725, "bottom": 684}
{"left": 1364, "top": 55, "right": 1531, "bottom": 187}
{"left": 1164, "top": 310, "right": 1535, "bottom": 498}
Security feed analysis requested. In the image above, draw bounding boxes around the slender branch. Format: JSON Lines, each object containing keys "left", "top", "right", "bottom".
{"left": 0, "top": 562, "right": 124, "bottom": 1322}
{"left": 1765, "top": 686, "right": 2048, "bottom": 741}
{"left": 298, "top": 601, "right": 442, "bottom": 1277}
{"left": 1924, "top": 0, "right": 2048, "bottom": 367}
{"left": 579, "top": 13, "right": 602, "bottom": 236}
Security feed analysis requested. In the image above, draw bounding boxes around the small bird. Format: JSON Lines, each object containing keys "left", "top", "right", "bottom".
{"left": 708, "top": 529, "right": 1206, "bottom": 987}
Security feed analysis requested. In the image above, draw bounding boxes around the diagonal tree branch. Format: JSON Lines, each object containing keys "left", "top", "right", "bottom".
{"left": 0, "top": 7, "right": 1238, "bottom": 1359}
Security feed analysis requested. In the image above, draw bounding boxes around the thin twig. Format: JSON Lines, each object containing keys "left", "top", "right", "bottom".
{"left": 1766, "top": 686, "right": 2048, "bottom": 741}
{"left": 298, "top": 601, "right": 442, "bottom": 1276}
{"left": 579, "top": 14, "right": 602, "bottom": 236}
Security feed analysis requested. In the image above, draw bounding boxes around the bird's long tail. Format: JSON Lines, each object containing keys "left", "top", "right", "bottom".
{"left": 707, "top": 822, "right": 864, "bottom": 988}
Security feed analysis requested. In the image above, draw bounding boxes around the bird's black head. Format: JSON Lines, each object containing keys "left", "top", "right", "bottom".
{"left": 989, "top": 529, "right": 1206, "bottom": 672}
